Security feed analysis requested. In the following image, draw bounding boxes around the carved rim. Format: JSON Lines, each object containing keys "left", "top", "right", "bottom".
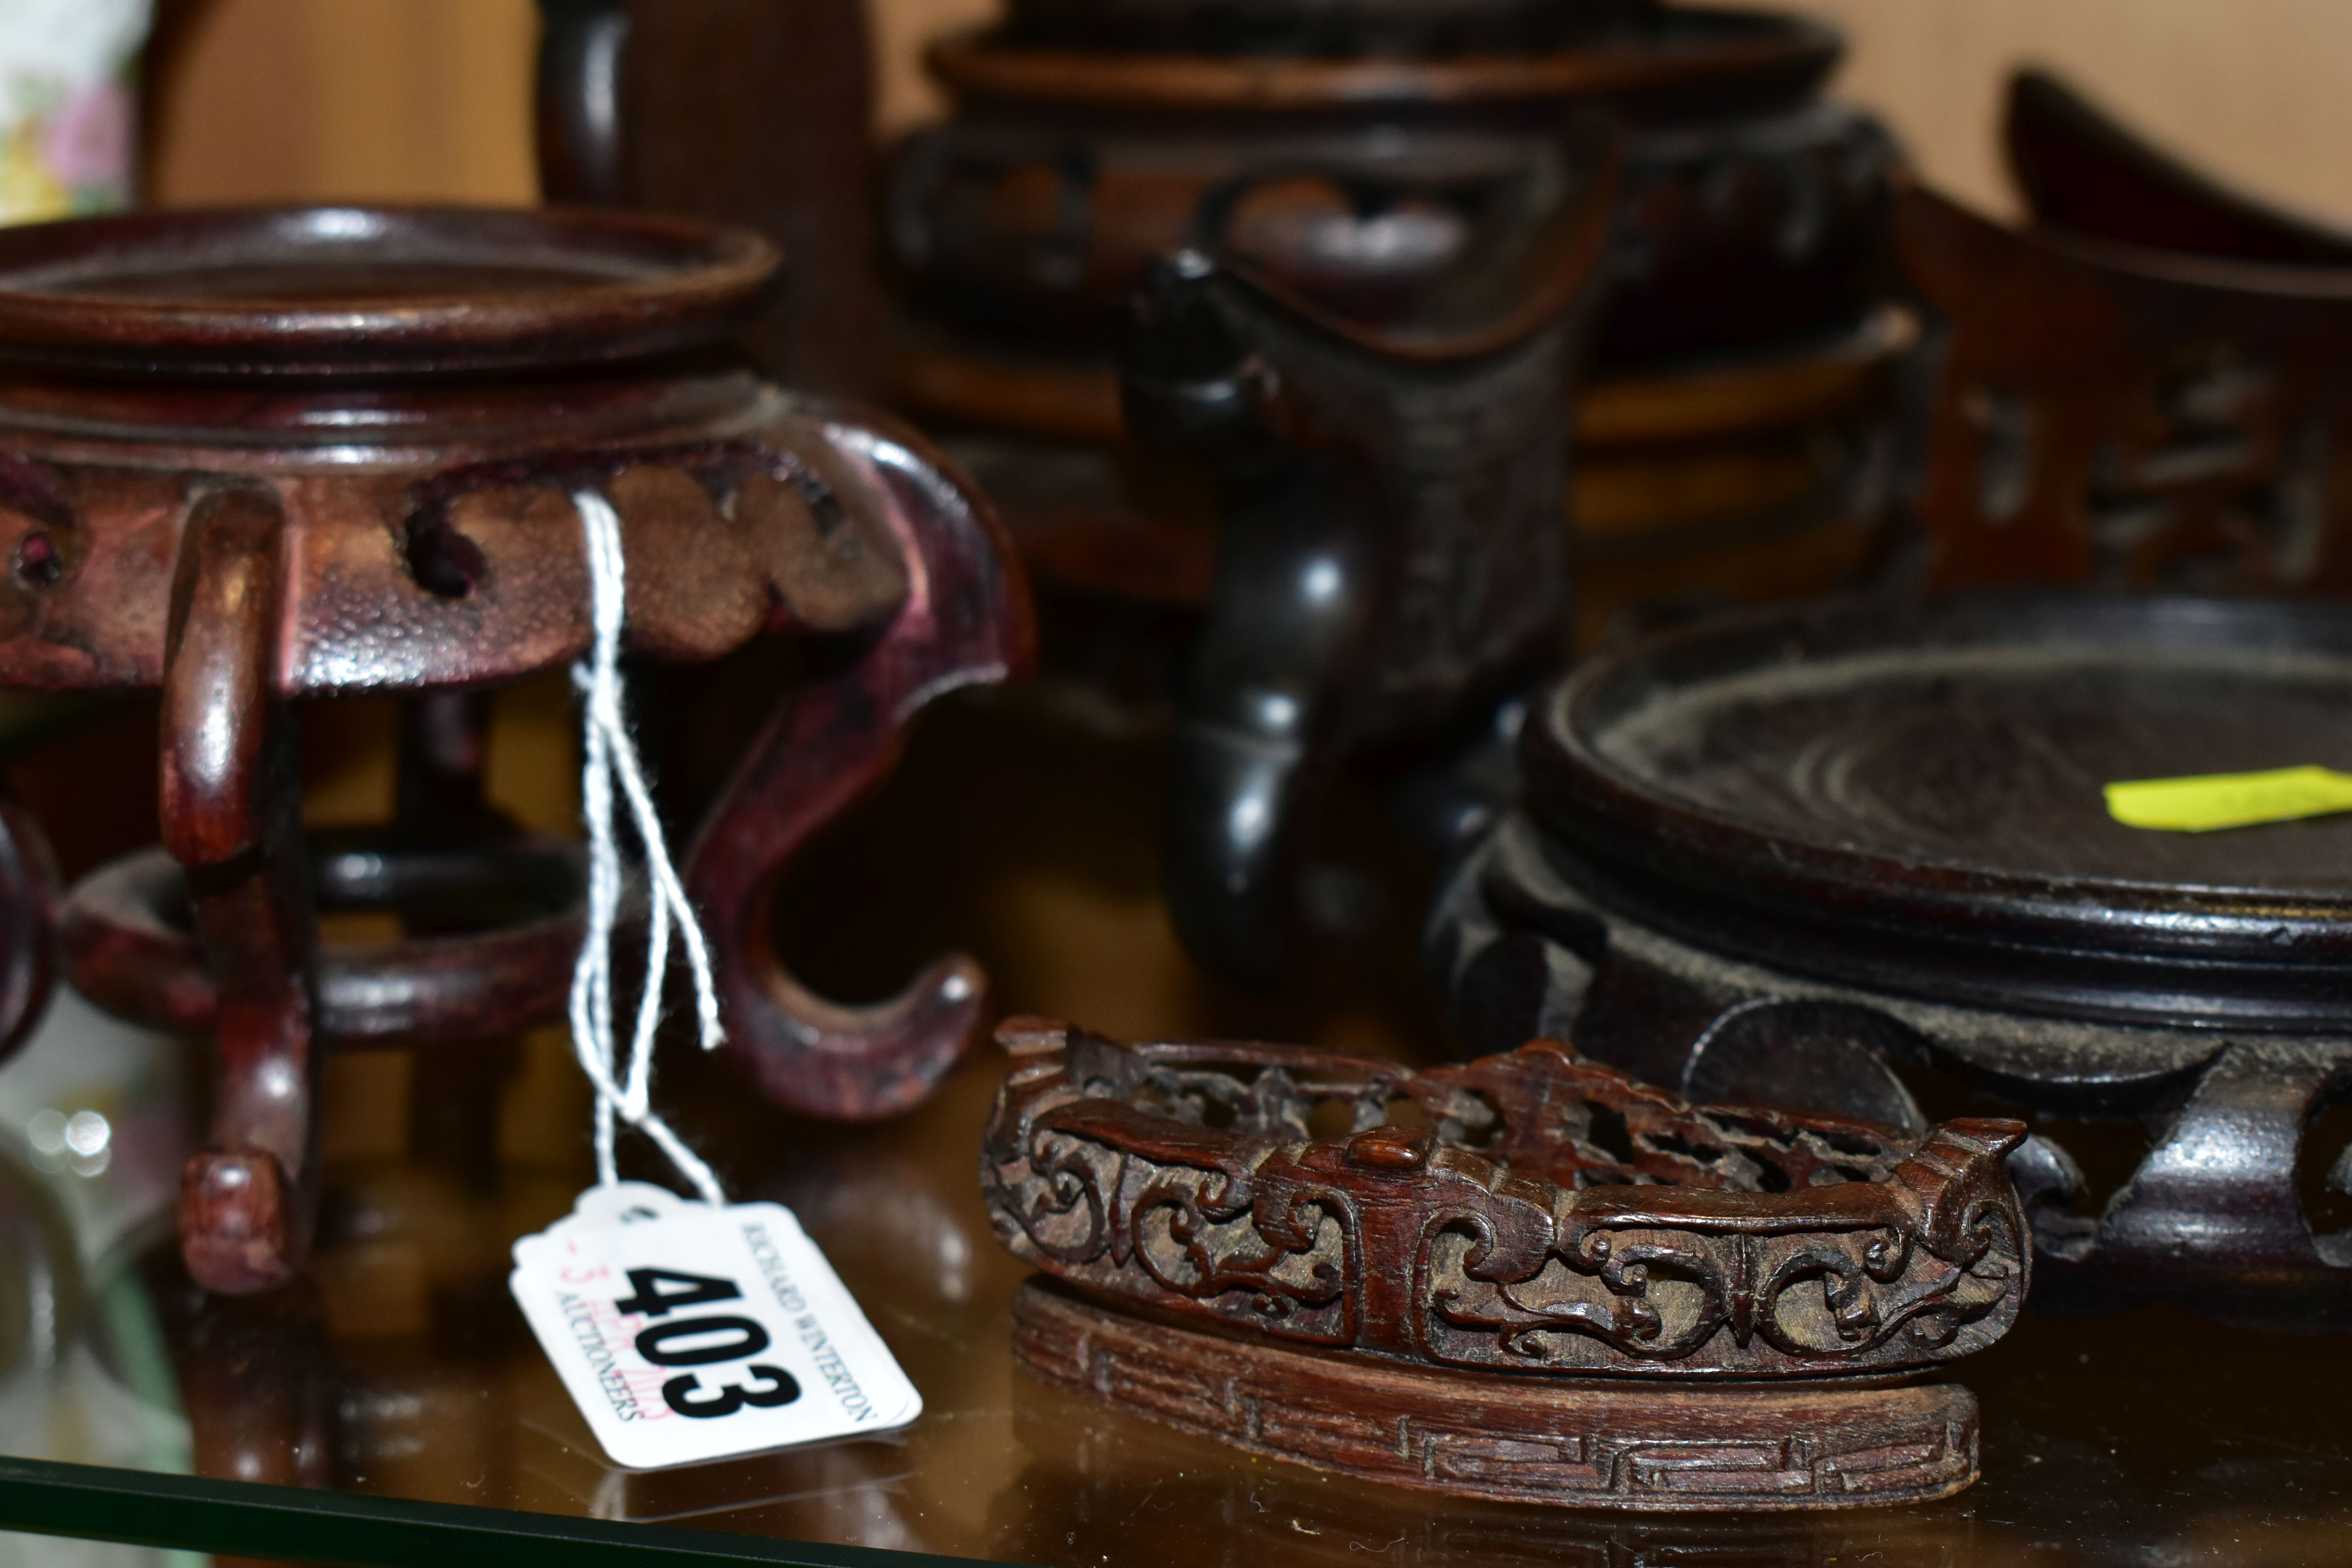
{"left": 893, "top": 304, "right": 1917, "bottom": 450}
{"left": 2003, "top": 71, "right": 2352, "bottom": 277}
{"left": 0, "top": 206, "right": 780, "bottom": 378}
{"left": 927, "top": 10, "right": 1838, "bottom": 114}
{"left": 1901, "top": 179, "right": 2352, "bottom": 306}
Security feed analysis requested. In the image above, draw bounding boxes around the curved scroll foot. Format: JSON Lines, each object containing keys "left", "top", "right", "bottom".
{"left": 1124, "top": 256, "right": 1376, "bottom": 990}
{"left": 181, "top": 1148, "right": 297, "bottom": 1296}
{"left": 688, "top": 416, "right": 1031, "bottom": 1121}
{"left": 726, "top": 953, "right": 987, "bottom": 1120}
{"left": 1158, "top": 509, "right": 1376, "bottom": 990}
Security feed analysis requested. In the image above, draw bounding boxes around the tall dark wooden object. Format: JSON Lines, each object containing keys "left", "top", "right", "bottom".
{"left": 0, "top": 207, "right": 1027, "bottom": 1294}
{"left": 537, "top": 0, "right": 883, "bottom": 397}
{"left": 1117, "top": 133, "right": 1615, "bottom": 984}
{"left": 882, "top": 5, "right": 1910, "bottom": 985}
{"left": 984, "top": 1018, "right": 2028, "bottom": 1508}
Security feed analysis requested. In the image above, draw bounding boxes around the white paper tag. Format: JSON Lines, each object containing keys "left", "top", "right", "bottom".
{"left": 510, "top": 1185, "right": 921, "bottom": 1470}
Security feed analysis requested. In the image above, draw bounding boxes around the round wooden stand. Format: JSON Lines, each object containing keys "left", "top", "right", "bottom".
{"left": 1432, "top": 593, "right": 2352, "bottom": 1322}
{"left": 0, "top": 206, "right": 1027, "bottom": 1293}
{"left": 1013, "top": 1281, "right": 1980, "bottom": 1512}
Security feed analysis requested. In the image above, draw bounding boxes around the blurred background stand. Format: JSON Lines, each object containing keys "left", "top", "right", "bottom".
{"left": 536, "top": 0, "right": 885, "bottom": 396}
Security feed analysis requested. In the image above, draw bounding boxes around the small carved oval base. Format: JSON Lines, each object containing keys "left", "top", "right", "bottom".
{"left": 1014, "top": 1280, "right": 1980, "bottom": 1512}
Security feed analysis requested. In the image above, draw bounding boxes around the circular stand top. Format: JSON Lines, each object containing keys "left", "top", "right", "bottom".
{"left": 928, "top": 7, "right": 1837, "bottom": 121}
{"left": 997, "top": 0, "right": 1647, "bottom": 59}
{"left": 0, "top": 206, "right": 779, "bottom": 377}
{"left": 1528, "top": 595, "right": 2352, "bottom": 1028}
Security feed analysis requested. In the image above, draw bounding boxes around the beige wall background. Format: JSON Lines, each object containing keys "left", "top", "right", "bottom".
{"left": 149, "top": 0, "right": 2352, "bottom": 230}
{"left": 149, "top": 0, "right": 539, "bottom": 205}
{"left": 1788, "top": 0, "right": 2352, "bottom": 224}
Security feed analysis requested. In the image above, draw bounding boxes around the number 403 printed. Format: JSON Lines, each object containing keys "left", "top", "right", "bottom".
{"left": 510, "top": 1190, "right": 921, "bottom": 1470}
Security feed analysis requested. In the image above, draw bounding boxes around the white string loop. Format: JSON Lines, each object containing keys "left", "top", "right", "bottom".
{"left": 566, "top": 488, "right": 728, "bottom": 1206}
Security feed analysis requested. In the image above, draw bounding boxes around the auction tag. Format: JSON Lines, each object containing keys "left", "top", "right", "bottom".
{"left": 2104, "top": 764, "right": 2352, "bottom": 833}
{"left": 510, "top": 1183, "right": 921, "bottom": 1470}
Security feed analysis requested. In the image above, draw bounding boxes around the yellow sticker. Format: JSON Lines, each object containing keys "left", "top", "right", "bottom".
{"left": 2103, "top": 765, "right": 2352, "bottom": 833}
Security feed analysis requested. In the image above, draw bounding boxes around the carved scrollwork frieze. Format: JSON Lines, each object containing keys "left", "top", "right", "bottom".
{"left": 983, "top": 1018, "right": 2030, "bottom": 1377}
{"left": 987, "top": 1101, "right": 1361, "bottom": 1343}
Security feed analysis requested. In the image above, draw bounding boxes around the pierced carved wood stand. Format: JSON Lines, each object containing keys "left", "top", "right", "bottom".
{"left": 983, "top": 1019, "right": 2028, "bottom": 1510}
{"left": 1432, "top": 593, "right": 2352, "bottom": 1323}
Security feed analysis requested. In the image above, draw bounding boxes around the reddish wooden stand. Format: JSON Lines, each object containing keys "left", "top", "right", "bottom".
{"left": 0, "top": 206, "right": 1031, "bottom": 1294}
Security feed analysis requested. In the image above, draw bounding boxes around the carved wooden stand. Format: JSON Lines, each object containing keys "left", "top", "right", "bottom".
{"left": 1431, "top": 593, "right": 2352, "bottom": 1325}
{"left": 1426, "top": 76, "right": 2352, "bottom": 1323}
{"left": 884, "top": 4, "right": 1909, "bottom": 985}
{"left": 983, "top": 1020, "right": 2028, "bottom": 1510}
{"left": 1900, "top": 71, "right": 2352, "bottom": 594}
{"left": 0, "top": 206, "right": 1029, "bottom": 1294}
{"left": 1118, "top": 198, "right": 1612, "bottom": 984}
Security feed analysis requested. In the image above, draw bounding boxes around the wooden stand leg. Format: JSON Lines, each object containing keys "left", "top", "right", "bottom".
{"left": 394, "top": 689, "right": 501, "bottom": 835}
{"left": 685, "top": 433, "right": 1030, "bottom": 1121}
{"left": 163, "top": 488, "right": 323, "bottom": 1295}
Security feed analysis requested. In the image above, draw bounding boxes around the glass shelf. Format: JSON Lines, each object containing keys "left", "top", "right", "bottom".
{"left": 0, "top": 974, "right": 2339, "bottom": 1566}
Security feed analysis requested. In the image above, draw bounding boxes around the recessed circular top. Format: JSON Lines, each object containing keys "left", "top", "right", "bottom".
{"left": 1526, "top": 595, "right": 2352, "bottom": 1028}
{"left": 0, "top": 205, "right": 780, "bottom": 377}
{"left": 998, "top": 0, "right": 1644, "bottom": 58}
{"left": 929, "top": 7, "right": 1837, "bottom": 121}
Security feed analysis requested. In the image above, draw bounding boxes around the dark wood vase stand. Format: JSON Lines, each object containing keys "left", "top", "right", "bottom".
{"left": 883, "top": 4, "right": 1908, "bottom": 986}
{"left": 1432, "top": 593, "right": 2352, "bottom": 1325}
